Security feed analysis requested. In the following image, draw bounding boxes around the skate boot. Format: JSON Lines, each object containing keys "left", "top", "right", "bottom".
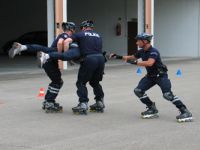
{"left": 176, "top": 107, "right": 193, "bottom": 123}
{"left": 8, "top": 42, "right": 23, "bottom": 58}
{"left": 72, "top": 102, "right": 88, "bottom": 115}
{"left": 141, "top": 102, "right": 159, "bottom": 119}
{"left": 43, "top": 101, "right": 63, "bottom": 113}
{"left": 42, "top": 100, "right": 47, "bottom": 110}
{"left": 37, "top": 52, "right": 50, "bottom": 68}
{"left": 90, "top": 101, "right": 105, "bottom": 113}
{"left": 42, "top": 100, "right": 61, "bottom": 110}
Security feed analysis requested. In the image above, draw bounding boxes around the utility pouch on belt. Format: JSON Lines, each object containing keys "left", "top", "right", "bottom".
{"left": 158, "top": 64, "right": 168, "bottom": 74}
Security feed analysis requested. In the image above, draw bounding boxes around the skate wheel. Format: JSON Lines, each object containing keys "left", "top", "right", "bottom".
{"left": 73, "top": 111, "right": 87, "bottom": 115}
{"left": 45, "top": 110, "right": 51, "bottom": 113}
{"left": 141, "top": 114, "right": 159, "bottom": 119}
{"left": 89, "top": 109, "right": 104, "bottom": 113}
{"left": 45, "top": 109, "right": 63, "bottom": 113}
{"left": 89, "top": 109, "right": 96, "bottom": 112}
{"left": 73, "top": 111, "right": 79, "bottom": 115}
{"left": 100, "top": 109, "right": 104, "bottom": 113}
{"left": 59, "top": 109, "right": 63, "bottom": 113}
{"left": 81, "top": 111, "right": 87, "bottom": 115}
{"left": 177, "top": 117, "right": 193, "bottom": 123}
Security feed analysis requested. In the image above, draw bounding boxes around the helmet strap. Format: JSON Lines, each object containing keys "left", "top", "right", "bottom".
{"left": 142, "top": 40, "right": 151, "bottom": 50}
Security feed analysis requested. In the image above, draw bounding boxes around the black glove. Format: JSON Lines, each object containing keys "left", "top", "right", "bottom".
{"left": 127, "top": 60, "right": 138, "bottom": 65}
{"left": 110, "top": 53, "right": 123, "bottom": 59}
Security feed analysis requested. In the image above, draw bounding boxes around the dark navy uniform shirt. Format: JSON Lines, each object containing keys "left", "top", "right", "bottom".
{"left": 51, "top": 33, "right": 69, "bottom": 48}
{"left": 134, "top": 46, "right": 166, "bottom": 76}
{"left": 71, "top": 30, "right": 102, "bottom": 56}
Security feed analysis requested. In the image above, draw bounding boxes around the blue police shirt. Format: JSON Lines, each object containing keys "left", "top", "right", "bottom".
{"left": 51, "top": 33, "right": 69, "bottom": 48}
{"left": 134, "top": 46, "right": 165, "bottom": 76}
{"left": 71, "top": 30, "right": 102, "bottom": 56}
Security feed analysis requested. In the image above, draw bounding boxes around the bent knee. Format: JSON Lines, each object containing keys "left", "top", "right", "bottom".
{"left": 163, "top": 91, "right": 174, "bottom": 101}
{"left": 134, "top": 88, "right": 144, "bottom": 98}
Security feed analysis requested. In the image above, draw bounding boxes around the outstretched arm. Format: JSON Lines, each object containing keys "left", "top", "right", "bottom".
{"left": 109, "top": 53, "right": 138, "bottom": 64}
{"left": 109, "top": 53, "right": 155, "bottom": 66}
{"left": 137, "top": 58, "right": 155, "bottom": 67}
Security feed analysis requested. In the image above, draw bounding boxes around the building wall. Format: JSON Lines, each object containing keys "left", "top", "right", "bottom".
{"left": 154, "top": 0, "right": 200, "bottom": 57}
{"left": 0, "top": 0, "right": 47, "bottom": 53}
{"left": 68, "top": 0, "right": 137, "bottom": 55}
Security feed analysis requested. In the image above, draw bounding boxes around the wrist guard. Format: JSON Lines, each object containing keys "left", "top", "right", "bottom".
{"left": 111, "top": 54, "right": 123, "bottom": 59}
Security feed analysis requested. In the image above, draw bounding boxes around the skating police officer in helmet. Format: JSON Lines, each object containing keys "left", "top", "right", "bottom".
{"left": 64, "top": 20, "right": 105, "bottom": 114}
{"left": 41, "top": 22, "right": 76, "bottom": 113}
{"left": 8, "top": 22, "right": 76, "bottom": 113}
{"left": 110, "top": 33, "right": 192, "bottom": 122}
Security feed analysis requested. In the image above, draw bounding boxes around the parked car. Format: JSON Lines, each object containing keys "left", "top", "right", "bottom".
{"left": 2, "top": 31, "right": 47, "bottom": 55}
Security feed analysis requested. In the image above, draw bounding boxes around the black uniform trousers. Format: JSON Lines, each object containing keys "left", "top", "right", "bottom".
{"left": 76, "top": 54, "right": 105, "bottom": 103}
{"left": 135, "top": 74, "right": 186, "bottom": 109}
{"left": 43, "top": 59, "right": 63, "bottom": 102}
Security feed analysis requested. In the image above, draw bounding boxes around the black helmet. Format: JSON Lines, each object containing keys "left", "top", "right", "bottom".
{"left": 62, "top": 22, "right": 76, "bottom": 32}
{"left": 80, "top": 20, "right": 94, "bottom": 29}
{"left": 135, "top": 33, "right": 153, "bottom": 42}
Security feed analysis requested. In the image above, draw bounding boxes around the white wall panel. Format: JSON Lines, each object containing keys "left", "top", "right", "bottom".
{"left": 154, "top": 0, "right": 199, "bottom": 57}
{"left": 68, "top": 0, "right": 137, "bottom": 55}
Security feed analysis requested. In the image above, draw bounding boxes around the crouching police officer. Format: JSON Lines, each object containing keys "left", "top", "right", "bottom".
{"left": 8, "top": 22, "right": 76, "bottom": 113}
{"left": 64, "top": 20, "right": 105, "bottom": 115}
{"left": 110, "top": 33, "right": 192, "bottom": 122}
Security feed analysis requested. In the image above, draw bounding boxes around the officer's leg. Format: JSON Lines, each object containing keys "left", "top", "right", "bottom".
{"left": 89, "top": 78, "right": 104, "bottom": 101}
{"left": 73, "top": 60, "right": 96, "bottom": 114}
{"left": 89, "top": 57, "right": 105, "bottom": 101}
{"left": 26, "top": 44, "right": 56, "bottom": 53}
{"left": 134, "top": 76, "right": 158, "bottom": 118}
{"left": 42, "top": 59, "right": 63, "bottom": 112}
{"left": 89, "top": 58, "right": 105, "bottom": 112}
{"left": 134, "top": 76, "right": 156, "bottom": 107}
{"left": 157, "top": 74, "right": 192, "bottom": 122}
{"left": 8, "top": 43, "right": 56, "bottom": 58}
{"left": 156, "top": 74, "right": 186, "bottom": 109}
{"left": 76, "top": 60, "right": 96, "bottom": 103}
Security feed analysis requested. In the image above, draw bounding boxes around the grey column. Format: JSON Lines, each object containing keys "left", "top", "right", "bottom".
{"left": 47, "top": 0, "right": 55, "bottom": 47}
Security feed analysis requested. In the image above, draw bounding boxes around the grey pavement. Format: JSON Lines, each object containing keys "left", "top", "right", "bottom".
{"left": 0, "top": 56, "right": 200, "bottom": 150}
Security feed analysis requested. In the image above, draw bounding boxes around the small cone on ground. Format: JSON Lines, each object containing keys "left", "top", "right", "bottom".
{"left": 137, "top": 67, "right": 142, "bottom": 75}
{"left": 176, "top": 68, "right": 182, "bottom": 77}
{"left": 38, "top": 88, "right": 45, "bottom": 98}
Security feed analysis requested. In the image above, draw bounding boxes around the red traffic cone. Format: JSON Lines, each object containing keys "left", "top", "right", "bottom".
{"left": 38, "top": 88, "right": 45, "bottom": 98}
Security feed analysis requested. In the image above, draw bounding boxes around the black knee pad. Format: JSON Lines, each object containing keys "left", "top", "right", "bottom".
{"left": 134, "top": 88, "right": 144, "bottom": 98}
{"left": 163, "top": 91, "right": 174, "bottom": 101}
{"left": 51, "top": 79, "right": 63, "bottom": 89}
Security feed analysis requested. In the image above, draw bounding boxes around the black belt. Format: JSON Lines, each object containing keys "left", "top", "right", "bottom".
{"left": 86, "top": 53, "right": 103, "bottom": 57}
{"left": 147, "top": 73, "right": 167, "bottom": 78}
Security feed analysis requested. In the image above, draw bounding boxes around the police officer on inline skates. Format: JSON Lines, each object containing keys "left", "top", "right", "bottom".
{"left": 110, "top": 33, "right": 192, "bottom": 122}
{"left": 64, "top": 20, "right": 105, "bottom": 115}
{"left": 8, "top": 22, "right": 76, "bottom": 113}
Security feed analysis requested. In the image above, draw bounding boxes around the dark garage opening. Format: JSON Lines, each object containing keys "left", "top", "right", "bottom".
{"left": 0, "top": 0, "right": 47, "bottom": 56}
{"left": 0, "top": 0, "right": 47, "bottom": 74}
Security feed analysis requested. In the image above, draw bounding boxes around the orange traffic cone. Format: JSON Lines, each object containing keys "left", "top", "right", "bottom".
{"left": 38, "top": 88, "right": 45, "bottom": 98}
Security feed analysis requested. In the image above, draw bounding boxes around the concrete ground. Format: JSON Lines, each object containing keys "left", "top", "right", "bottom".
{"left": 0, "top": 56, "right": 200, "bottom": 150}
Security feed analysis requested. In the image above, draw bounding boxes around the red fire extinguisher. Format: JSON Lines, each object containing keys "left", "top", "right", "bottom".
{"left": 116, "top": 23, "right": 121, "bottom": 36}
